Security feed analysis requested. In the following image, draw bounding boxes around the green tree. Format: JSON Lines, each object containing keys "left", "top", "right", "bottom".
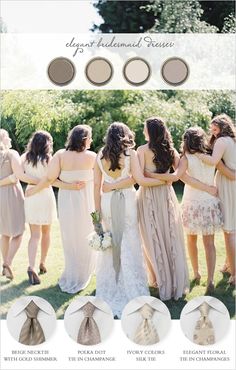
{"left": 145, "top": 0, "right": 218, "bottom": 33}
{"left": 93, "top": 0, "right": 235, "bottom": 33}
{"left": 92, "top": 0, "right": 156, "bottom": 32}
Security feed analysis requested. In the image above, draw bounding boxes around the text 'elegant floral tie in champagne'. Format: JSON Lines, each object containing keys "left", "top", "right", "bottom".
{"left": 19, "top": 300, "right": 45, "bottom": 345}
{"left": 77, "top": 302, "right": 101, "bottom": 346}
{"left": 193, "top": 302, "right": 215, "bottom": 345}
{"left": 133, "top": 304, "right": 159, "bottom": 345}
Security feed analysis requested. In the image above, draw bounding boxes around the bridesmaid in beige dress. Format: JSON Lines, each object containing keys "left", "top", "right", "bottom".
{"left": 137, "top": 117, "right": 189, "bottom": 301}
{"left": 26, "top": 125, "right": 95, "bottom": 293}
{"left": 0, "top": 129, "right": 38, "bottom": 280}
{"left": 196, "top": 114, "right": 236, "bottom": 286}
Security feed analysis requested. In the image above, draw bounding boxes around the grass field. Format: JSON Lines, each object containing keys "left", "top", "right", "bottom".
{"left": 0, "top": 186, "right": 235, "bottom": 320}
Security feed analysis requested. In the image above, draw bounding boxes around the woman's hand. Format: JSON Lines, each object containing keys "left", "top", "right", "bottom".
{"left": 206, "top": 185, "right": 218, "bottom": 197}
{"left": 102, "top": 182, "right": 113, "bottom": 193}
{"left": 25, "top": 187, "right": 36, "bottom": 197}
{"left": 68, "top": 181, "right": 86, "bottom": 191}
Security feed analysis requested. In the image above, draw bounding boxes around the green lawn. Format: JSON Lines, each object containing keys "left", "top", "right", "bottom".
{"left": 0, "top": 200, "right": 235, "bottom": 320}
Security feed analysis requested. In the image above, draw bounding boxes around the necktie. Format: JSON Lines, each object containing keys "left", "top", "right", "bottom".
{"left": 193, "top": 302, "right": 215, "bottom": 345}
{"left": 133, "top": 304, "right": 159, "bottom": 345}
{"left": 19, "top": 300, "right": 45, "bottom": 345}
{"left": 77, "top": 302, "right": 101, "bottom": 345}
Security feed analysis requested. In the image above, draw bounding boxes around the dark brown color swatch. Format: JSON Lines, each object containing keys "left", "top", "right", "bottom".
{"left": 48, "top": 57, "right": 76, "bottom": 86}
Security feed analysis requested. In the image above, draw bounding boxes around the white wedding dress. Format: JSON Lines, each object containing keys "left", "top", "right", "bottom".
{"left": 96, "top": 151, "right": 150, "bottom": 318}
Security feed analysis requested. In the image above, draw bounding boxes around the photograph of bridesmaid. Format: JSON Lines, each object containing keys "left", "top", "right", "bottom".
{"left": 196, "top": 115, "right": 236, "bottom": 286}
{"left": 0, "top": 129, "right": 39, "bottom": 281}
{"left": 26, "top": 125, "right": 96, "bottom": 293}
{"left": 176, "top": 127, "right": 224, "bottom": 294}
{"left": 136, "top": 117, "right": 189, "bottom": 301}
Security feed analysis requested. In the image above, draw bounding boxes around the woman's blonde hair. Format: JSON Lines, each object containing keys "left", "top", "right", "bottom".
{"left": 0, "top": 129, "right": 11, "bottom": 151}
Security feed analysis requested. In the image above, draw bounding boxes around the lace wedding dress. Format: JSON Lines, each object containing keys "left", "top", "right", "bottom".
{"left": 95, "top": 151, "right": 149, "bottom": 318}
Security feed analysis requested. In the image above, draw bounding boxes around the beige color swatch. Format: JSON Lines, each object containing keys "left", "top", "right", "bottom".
{"left": 48, "top": 57, "right": 75, "bottom": 86}
{"left": 161, "top": 57, "right": 189, "bottom": 86}
{"left": 123, "top": 57, "right": 151, "bottom": 86}
{"left": 85, "top": 57, "right": 113, "bottom": 86}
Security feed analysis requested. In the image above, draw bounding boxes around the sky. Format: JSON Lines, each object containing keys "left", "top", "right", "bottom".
{"left": 1, "top": 0, "right": 102, "bottom": 33}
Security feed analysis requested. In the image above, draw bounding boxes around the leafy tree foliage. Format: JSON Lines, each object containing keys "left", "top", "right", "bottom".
{"left": 1, "top": 90, "right": 235, "bottom": 154}
{"left": 93, "top": 0, "right": 235, "bottom": 33}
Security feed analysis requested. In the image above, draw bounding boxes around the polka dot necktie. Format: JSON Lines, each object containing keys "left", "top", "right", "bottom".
{"left": 193, "top": 302, "right": 215, "bottom": 345}
{"left": 77, "top": 302, "right": 101, "bottom": 345}
{"left": 133, "top": 304, "right": 159, "bottom": 345}
{"left": 19, "top": 301, "right": 45, "bottom": 345}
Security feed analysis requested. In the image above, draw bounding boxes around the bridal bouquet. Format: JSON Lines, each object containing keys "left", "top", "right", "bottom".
{"left": 88, "top": 211, "right": 112, "bottom": 251}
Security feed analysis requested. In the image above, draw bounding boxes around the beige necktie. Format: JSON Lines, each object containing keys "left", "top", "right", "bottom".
{"left": 77, "top": 302, "right": 101, "bottom": 345}
{"left": 133, "top": 304, "right": 159, "bottom": 345}
{"left": 19, "top": 300, "right": 45, "bottom": 345}
{"left": 193, "top": 302, "right": 215, "bottom": 345}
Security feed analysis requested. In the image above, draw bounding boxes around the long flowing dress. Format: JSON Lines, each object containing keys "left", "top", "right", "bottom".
{"left": 58, "top": 170, "right": 95, "bottom": 293}
{"left": 181, "top": 153, "right": 223, "bottom": 235}
{"left": 0, "top": 150, "right": 25, "bottom": 236}
{"left": 215, "top": 137, "right": 236, "bottom": 233}
{"left": 96, "top": 152, "right": 150, "bottom": 318}
{"left": 24, "top": 161, "right": 57, "bottom": 225}
{"left": 137, "top": 171, "right": 189, "bottom": 301}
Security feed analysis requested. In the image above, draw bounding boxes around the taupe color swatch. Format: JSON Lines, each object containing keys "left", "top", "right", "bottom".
{"left": 123, "top": 57, "right": 151, "bottom": 86}
{"left": 85, "top": 57, "right": 113, "bottom": 86}
{"left": 161, "top": 57, "right": 189, "bottom": 86}
{"left": 48, "top": 57, "right": 75, "bottom": 86}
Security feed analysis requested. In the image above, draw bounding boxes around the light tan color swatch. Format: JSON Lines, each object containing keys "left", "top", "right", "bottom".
{"left": 85, "top": 57, "right": 113, "bottom": 86}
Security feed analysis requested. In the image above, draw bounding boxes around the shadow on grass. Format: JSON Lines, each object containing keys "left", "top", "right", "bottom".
{"left": 0, "top": 277, "right": 96, "bottom": 319}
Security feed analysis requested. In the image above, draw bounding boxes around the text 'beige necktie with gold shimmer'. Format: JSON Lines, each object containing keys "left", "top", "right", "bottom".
{"left": 19, "top": 300, "right": 45, "bottom": 345}
{"left": 77, "top": 302, "right": 101, "bottom": 345}
{"left": 133, "top": 304, "right": 159, "bottom": 345}
{"left": 193, "top": 302, "right": 215, "bottom": 345}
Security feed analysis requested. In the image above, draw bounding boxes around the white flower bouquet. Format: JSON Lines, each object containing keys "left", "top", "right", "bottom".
{"left": 88, "top": 211, "right": 112, "bottom": 251}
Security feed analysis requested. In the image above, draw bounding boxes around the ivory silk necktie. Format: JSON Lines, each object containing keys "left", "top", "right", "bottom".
{"left": 77, "top": 302, "right": 101, "bottom": 345}
{"left": 19, "top": 300, "right": 45, "bottom": 345}
{"left": 133, "top": 304, "right": 159, "bottom": 345}
{"left": 193, "top": 302, "right": 215, "bottom": 345}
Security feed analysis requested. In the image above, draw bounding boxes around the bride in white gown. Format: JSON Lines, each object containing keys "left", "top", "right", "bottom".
{"left": 94, "top": 122, "right": 165, "bottom": 318}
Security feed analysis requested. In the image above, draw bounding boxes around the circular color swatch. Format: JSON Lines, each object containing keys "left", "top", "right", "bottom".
{"left": 161, "top": 57, "right": 189, "bottom": 86}
{"left": 123, "top": 57, "right": 151, "bottom": 86}
{"left": 85, "top": 57, "right": 113, "bottom": 86}
{"left": 48, "top": 57, "right": 76, "bottom": 86}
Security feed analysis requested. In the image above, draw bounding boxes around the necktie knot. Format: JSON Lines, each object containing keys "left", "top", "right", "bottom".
{"left": 140, "top": 304, "right": 154, "bottom": 320}
{"left": 25, "top": 300, "right": 40, "bottom": 319}
{"left": 82, "top": 302, "right": 96, "bottom": 317}
{"left": 199, "top": 302, "right": 210, "bottom": 318}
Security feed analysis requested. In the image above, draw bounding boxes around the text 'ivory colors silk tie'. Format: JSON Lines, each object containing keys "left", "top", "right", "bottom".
{"left": 133, "top": 304, "right": 160, "bottom": 345}
{"left": 77, "top": 302, "right": 101, "bottom": 345}
{"left": 19, "top": 300, "right": 45, "bottom": 345}
{"left": 193, "top": 302, "right": 215, "bottom": 345}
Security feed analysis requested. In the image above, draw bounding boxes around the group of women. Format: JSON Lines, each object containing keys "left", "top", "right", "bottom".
{"left": 0, "top": 114, "right": 235, "bottom": 318}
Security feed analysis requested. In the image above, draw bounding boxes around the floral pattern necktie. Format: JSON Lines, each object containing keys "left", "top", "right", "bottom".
{"left": 193, "top": 302, "right": 215, "bottom": 345}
